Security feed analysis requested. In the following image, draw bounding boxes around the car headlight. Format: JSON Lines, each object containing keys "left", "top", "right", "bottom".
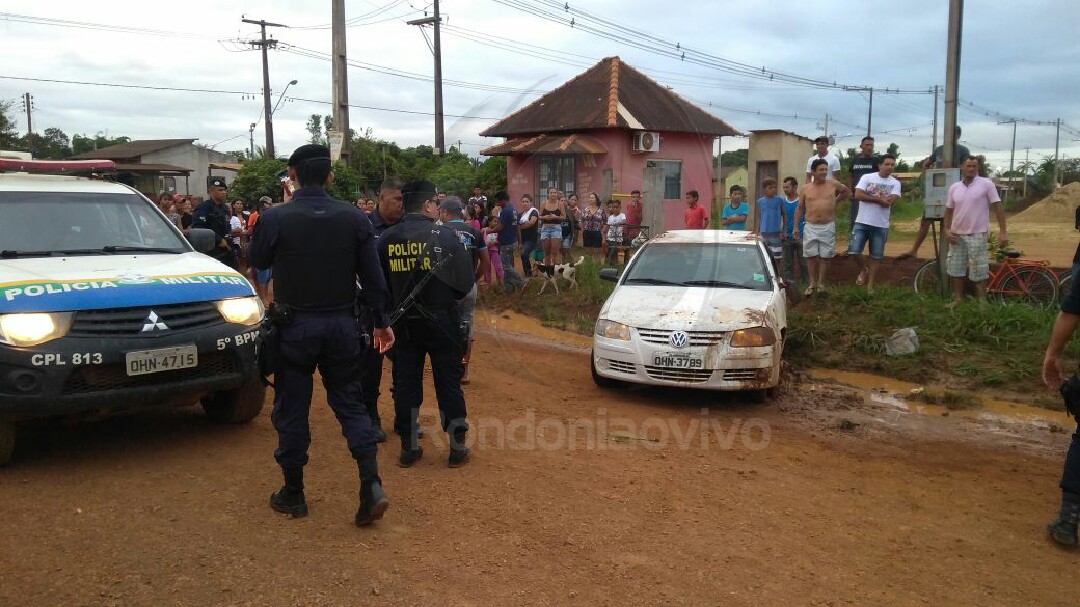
{"left": 730, "top": 326, "right": 776, "bottom": 347}
{"left": 0, "top": 312, "right": 74, "bottom": 347}
{"left": 215, "top": 297, "right": 264, "bottom": 326}
{"left": 595, "top": 319, "right": 631, "bottom": 341}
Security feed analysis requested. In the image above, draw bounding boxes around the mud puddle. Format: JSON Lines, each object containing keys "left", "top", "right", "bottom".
{"left": 475, "top": 309, "right": 592, "bottom": 349}
{"left": 809, "top": 368, "right": 1072, "bottom": 444}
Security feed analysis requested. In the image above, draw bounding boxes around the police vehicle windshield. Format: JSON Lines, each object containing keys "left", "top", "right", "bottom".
{"left": 0, "top": 192, "right": 189, "bottom": 257}
{"left": 622, "top": 242, "right": 773, "bottom": 290}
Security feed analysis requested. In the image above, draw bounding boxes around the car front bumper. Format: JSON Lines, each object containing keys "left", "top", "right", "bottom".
{"left": 0, "top": 323, "right": 261, "bottom": 419}
{"left": 593, "top": 331, "right": 781, "bottom": 391}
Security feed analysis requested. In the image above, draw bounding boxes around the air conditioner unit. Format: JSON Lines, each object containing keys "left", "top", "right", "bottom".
{"left": 632, "top": 131, "right": 660, "bottom": 153}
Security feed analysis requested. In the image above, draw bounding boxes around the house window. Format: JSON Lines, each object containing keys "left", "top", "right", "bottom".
{"left": 646, "top": 160, "right": 682, "bottom": 199}
{"left": 537, "top": 156, "right": 575, "bottom": 199}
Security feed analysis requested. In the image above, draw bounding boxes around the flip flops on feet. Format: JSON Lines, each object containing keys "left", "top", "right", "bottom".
{"left": 804, "top": 285, "right": 815, "bottom": 297}
{"left": 856, "top": 270, "right": 867, "bottom": 286}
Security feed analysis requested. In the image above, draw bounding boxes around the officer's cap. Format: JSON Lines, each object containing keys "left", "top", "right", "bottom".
{"left": 402, "top": 180, "right": 438, "bottom": 207}
{"left": 209, "top": 176, "right": 228, "bottom": 189}
{"left": 439, "top": 196, "right": 465, "bottom": 213}
{"left": 813, "top": 135, "right": 829, "bottom": 144}
{"left": 288, "top": 144, "right": 332, "bottom": 167}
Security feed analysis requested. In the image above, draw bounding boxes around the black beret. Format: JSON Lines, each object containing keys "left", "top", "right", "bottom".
{"left": 288, "top": 144, "right": 332, "bottom": 167}
{"left": 209, "top": 176, "right": 228, "bottom": 188}
{"left": 402, "top": 180, "right": 438, "bottom": 206}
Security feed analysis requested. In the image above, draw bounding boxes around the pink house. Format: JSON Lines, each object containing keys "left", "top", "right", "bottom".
{"left": 480, "top": 57, "right": 740, "bottom": 232}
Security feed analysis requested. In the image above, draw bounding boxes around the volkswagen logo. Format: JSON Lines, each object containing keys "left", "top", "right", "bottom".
{"left": 669, "top": 331, "right": 689, "bottom": 349}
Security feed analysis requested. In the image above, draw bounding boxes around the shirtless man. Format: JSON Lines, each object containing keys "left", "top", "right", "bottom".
{"left": 794, "top": 158, "right": 852, "bottom": 295}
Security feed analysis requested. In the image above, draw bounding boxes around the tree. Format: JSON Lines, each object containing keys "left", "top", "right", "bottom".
{"left": 717, "top": 148, "right": 748, "bottom": 168}
{"left": 228, "top": 156, "right": 287, "bottom": 204}
{"left": 0, "top": 100, "right": 19, "bottom": 149}
{"left": 36, "top": 128, "right": 72, "bottom": 159}
{"left": 327, "top": 161, "right": 361, "bottom": 201}
{"left": 305, "top": 114, "right": 326, "bottom": 145}
{"left": 72, "top": 133, "right": 131, "bottom": 156}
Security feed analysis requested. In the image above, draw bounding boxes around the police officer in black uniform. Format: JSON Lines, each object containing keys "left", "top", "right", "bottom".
{"left": 191, "top": 176, "right": 238, "bottom": 269}
{"left": 379, "top": 180, "right": 475, "bottom": 468}
{"left": 248, "top": 144, "right": 395, "bottom": 527}
{"left": 360, "top": 178, "right": 404, "bottom": 442}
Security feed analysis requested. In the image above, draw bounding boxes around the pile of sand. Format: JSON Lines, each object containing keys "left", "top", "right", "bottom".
{"left": 1011, "top": 182, "right": 1080, "bottom": 226}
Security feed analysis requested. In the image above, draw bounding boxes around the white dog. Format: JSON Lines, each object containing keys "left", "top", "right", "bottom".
{"left": 538, "top": 256, "right": 585, "bottom": 294}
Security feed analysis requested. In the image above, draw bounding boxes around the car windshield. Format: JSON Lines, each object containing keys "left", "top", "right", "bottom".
{"left": 0, "top": 191, "right": 189, "bottom": 255}
{"left": 623, "top": 242, "right": 773, "bottom": 290}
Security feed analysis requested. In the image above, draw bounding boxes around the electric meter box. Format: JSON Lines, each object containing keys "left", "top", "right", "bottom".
{"left": 923, "top": 168, "right": 960, "bottom": 220}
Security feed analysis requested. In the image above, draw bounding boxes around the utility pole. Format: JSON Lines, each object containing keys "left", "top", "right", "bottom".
{"left": 243, "top": 17, "right": 287, "bottom": 160}
{"left": 997, "top": 118, "right": 1017, "bottom": 177}
{"left": 1023, "top": 147, "right": 1030, "bottom": 198}
{"left": 939, "top": 0, "right": 963, "bottom": 296}
{"left": 931, "top": 84, "right": 939, "bottom": 154}
{"left": 866, "top": 87, "right": 873, "bottom": 136}
{"left": 823, "top": 113, "right": 829, "bottom": 139}
{"left": 22, "top": 92, "right": 34, "bottom": 157}
{"left": 331, "top": 0, "right": 350, "bottom": 166}
{"left": 249, "top": 122, "right": 257, "bottom": 159}
{"left": 943, "top": 0, "right": 962, "bottom": 169}
{"left": 407, "top": 1, "right": 445, "bottom": 155}
{"left": 1054, "top": 118, "right": 1062, "bottom": 188}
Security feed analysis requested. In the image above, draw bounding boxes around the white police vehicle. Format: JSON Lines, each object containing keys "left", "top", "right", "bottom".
{"left": 0, "top": 159, "right": 265, "bottom": 464}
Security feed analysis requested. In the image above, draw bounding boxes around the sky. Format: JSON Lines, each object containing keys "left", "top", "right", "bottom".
{"left": 2, "top": 0, "right": 1079, "bottom": 174}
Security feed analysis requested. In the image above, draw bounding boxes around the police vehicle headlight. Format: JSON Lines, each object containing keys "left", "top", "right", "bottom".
{"left": 595, "top": 319, "right": 631, "bottom": 341}
{"left": 215, "top": 297, "right": 264, "bottom": 326}
{"left": 0, "top": 312, "right": 74, "bottom": 347}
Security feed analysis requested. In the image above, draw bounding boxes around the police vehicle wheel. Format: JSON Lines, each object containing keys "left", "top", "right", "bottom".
{"left": 202, "top": 376, "right": 266, "bottom": 423}
{"left": 0, "top": 420, "right": 15, "bottom": 466}
{"left": 591, "top": 351, "right": 620, "bottom": 389}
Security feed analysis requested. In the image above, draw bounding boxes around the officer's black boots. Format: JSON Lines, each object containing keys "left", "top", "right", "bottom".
{"left": 355, "top": 458, "right": 389, "bottom": 527}
{"left": 1048, "top": 491, "right": 1080, "bottom": 547}
{"left": 372, "top": 421, "right": 388, "bottom": 443}
{"left": 399, "top": 435, "right": 424, "bottom": 468}
{"left": 448, "top": 431, "right": 470, "bottom": 468}
{"left": 270, "top": 466, "right": 309, "bottom": 518}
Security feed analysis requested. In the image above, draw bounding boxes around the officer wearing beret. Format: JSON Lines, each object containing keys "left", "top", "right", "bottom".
{"left": 379, "top": 180, "right": 475, "bottom": 468}
{"left": 191, "top": 176, "right": 239, "bottom": 269}
{"left": 248, "top": 144, "right": 395, "bottom": 527}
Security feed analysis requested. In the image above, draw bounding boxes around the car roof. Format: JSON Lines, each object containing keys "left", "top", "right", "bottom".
{"left": 651, "top": 230, "right": 762, "bottom": 244}
{"left": 0, "top": 174, "right": 140, "bottom": 195}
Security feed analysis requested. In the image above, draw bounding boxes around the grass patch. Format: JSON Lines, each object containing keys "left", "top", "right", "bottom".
{"left": 787, "top": 285, "right": 1076, "bottom": 394}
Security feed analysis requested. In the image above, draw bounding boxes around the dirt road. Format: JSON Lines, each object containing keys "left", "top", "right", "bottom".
{"left": 2, "top": 321, "right": 1078, "bottom": 606}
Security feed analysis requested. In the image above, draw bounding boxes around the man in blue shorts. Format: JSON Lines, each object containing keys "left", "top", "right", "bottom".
{"left": 756, "top": 178, "right": 785, "bottom": 271}
{"left": 846, "top": 154, "right": 901, "bottom": 293}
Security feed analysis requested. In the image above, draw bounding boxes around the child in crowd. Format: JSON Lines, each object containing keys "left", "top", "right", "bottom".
{"left": 605, "top": 200, "right": 626, "bottom": 267}
{"left": 721, "top": 185, "right": 749, "bottom": 230}
{"left": 482, "top": 215, "right": 503, "bottom": 287}
{"left": 756, "top": 178, "right": 786, "bottom": 271}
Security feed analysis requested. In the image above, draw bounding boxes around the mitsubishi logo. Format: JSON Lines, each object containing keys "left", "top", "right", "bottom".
{"left": 669, "top": 331, "right": 689, "bottom": 349}
{"left": 141, "top": 311, "right": 169, "bottom": 332}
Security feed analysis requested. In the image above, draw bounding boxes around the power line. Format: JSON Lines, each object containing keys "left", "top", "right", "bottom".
{"left": 0, "top": 74, "right": 504, "bottom": 121}
{"left": 0, "top": 12, "right": 220, "bottom": 40}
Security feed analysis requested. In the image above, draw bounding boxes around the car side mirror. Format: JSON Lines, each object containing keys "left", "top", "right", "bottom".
{"left": 186, "top": 228, "right": 217, "bottom": 254}
{"left": 599, "top": 268, "right": 620, "bottom": 283}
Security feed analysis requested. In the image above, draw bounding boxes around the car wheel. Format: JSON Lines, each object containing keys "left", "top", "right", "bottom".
{"left": 746, "top": 389, "right": 768, "bottom": 404}
{"left": 202, "top": 375, "right": 266, "bottom": 423}
{"left": 591, "top": 351, "right": 620, "bottom": 389}
{"left": 0, "top": 420, "right": 14, "bottom": 466}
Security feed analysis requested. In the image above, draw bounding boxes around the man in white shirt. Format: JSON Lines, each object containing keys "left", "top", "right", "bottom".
{"left": 845, "top": 154, "right": 902, "bottom": 293}
{"left": 805, "top": 135, "right": 841, "bottom": 183}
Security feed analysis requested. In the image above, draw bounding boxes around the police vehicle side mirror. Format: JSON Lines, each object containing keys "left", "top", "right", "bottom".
{"left": 599, "top": 268, "right": 620, "bottom": 283}
{"left": 186, "top": 228, "right": 217, "bottom": 254}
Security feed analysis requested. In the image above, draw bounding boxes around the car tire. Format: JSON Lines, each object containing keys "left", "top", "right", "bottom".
{"left": 591, "top": 352, "right": 620, "bottom": 389}
{"left": 0, "top": 420, "right": 14, "bottom": 466}
{"left": 202, "top": 375, "right": 266, "bottom": 423}
{"left": 747, "top": 389, "right": 768, "bottom": 404}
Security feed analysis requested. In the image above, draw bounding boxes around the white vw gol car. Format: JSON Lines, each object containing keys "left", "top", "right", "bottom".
{"left": 591, "top": 230, "right": 787, "bottom": 396}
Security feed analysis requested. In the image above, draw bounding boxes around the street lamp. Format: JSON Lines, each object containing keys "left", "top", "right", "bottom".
{"left": 272, "top": 79, "right": 298, "bottom": 116}
{"left": 248, "top": 122, "right": 257, "bottom": 159}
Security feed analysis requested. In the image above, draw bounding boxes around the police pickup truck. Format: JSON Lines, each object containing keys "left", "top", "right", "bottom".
{"left": 0, "top": 159, "right": 265, "bottom": 464}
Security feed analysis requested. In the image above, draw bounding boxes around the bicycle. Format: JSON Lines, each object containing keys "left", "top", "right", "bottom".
{"left": 913, "top": 248, "right": 1059, "bottom": 306}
